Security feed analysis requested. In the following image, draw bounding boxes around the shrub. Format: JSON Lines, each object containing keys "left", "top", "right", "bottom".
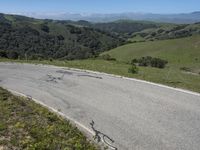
{"left": 0, "top": 50, "right": 8, "bottom": 58}
{"left": 128, "top": 64, "right": 139, "bottom": 74}
{"left": 57, "top": 35, "right": 65, "bottom": 41}
{"left": 138, "top": 56, "right": 152, "bottom": 66}
{"left": 41, "top": 24, "right": 49, "bottom": 33}
{"left": 7, "top": 51, "right": 19, "bottom": 59}
{"left": 151, "top": 57, "right": 168, "bottom": 68}
{"left": 28, "top": 54, "right": 44, "bottom": 60}
{"left": 180, "top": 67, "right": 192, "bottom": 72}
{"left": 131, "top": 58, "right": 138, "bottom": 65}
{"left": 100, "top": 54, "right": 116, "bottom": 61}
{"left": 132, "top": 56, "right": 168, "bottom": 69}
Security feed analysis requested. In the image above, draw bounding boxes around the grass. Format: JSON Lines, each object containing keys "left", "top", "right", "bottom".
{"left": 0, "top": 87, "right": 97, "bottom": 150}
{"left": 128, "top": 35, "right": 145, "bottom": 42}
{"left": 103, "top": 35, "right": 200, "bottom": 65}
{"left": 102, "top": 35, "right": 200, "bottom": 92}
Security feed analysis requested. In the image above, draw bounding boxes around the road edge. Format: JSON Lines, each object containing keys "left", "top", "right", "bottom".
{"left": 7, "top": 88, "right": 96, "bottom": 136}
{"left": 6, "top": 88, "right": 118, "bottom": 150}
{"left": 1, "top": 62, "right": 200, "bottom": 97}
{"left": 34, "top": 63, "right": 200, "bottom": 97}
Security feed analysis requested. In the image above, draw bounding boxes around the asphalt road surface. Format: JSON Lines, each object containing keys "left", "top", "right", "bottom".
{"left": 0, "top": 62, "right": 200, "bottom": 150}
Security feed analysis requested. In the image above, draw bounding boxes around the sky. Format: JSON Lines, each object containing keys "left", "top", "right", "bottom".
{"left": 0, "top": 0, "right": 199, "bottom": 14}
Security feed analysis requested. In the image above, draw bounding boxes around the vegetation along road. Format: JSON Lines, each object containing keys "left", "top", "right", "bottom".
{"left": 0, "top": 87, "right": 97, "bottom": 150}
{"left": 0, "top": 62, "right": 199, "bottom": 150}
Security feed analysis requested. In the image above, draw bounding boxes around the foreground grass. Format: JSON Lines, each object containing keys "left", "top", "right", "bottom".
{"left": 0, "top": 58, "right": 200, "bottom": 93}
{"left": 0, "top": 87, "right": 97, "bottom": 150}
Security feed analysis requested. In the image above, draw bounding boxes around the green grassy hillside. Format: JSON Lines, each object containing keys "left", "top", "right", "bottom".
{"left": 130, "top": 23, "right": 200, "bottom": 42}
{"left": 104, "top": 35, "right": 200, "bottom": 67}
{"left": 102, "top": 35, "right": 200, "bottom": 92}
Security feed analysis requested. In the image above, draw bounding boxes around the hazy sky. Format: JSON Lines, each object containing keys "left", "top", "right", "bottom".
{"left": 0, "top": 0, "right": 199, "bottom": 14}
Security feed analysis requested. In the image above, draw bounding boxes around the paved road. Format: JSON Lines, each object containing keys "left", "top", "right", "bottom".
{"left": 0, "top": 63, "right": 200, "bottom": 150}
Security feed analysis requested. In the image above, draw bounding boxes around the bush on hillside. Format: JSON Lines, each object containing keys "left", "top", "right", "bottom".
{"left": 7, "top": 51, "right": 19, "bottom": 59}
{"left": 40, "top": 24, "right": 49, "bottom": 33}
{"left": 128, "top": 64, "right": 139, "bottom": 74}
{"left": 131, "top": 58, "right": 138, "bottom": 65}
{"left": 131, "top": 56, "right": 168, "bottom": 69}
{"left": 180, "top": 67, "right": 192, "bottom": 72}
{"left": 150, "top": 57, "right": 168, "bottom": 68}
{"left": 100, "top": 54, "right": 116, "bottom": 61}
{"left": 138, "top": 56, "right": 153, "bottom": 67}
{"left": 0, "top": 50, "right": 7, "bottom": 58}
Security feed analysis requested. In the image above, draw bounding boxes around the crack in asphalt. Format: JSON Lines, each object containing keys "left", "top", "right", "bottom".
{"left": 56, "top": 70, "right": 73, "bottom": 75}
{"left": 45, "top": 70, "right": 72, "bottom": 83}
{"left": 45, "top": 74, "right": 65, "bottom": 83}
{"left": 57, "top": 69, "right": 102, "bottom": 79}
{"left": 46, "top": 70, "right": 102, "bottom": 84}
{"left": 46, "top": 74, "right": 58, "bottom": 83}
{"left": 45, "top": 70, "right": 75, "bottom": 83}
{"left": 78, "top": 74, "right": 102, "bottom": 79}
{"left": 90, "top": 120, "right": 117, "bottom": 150}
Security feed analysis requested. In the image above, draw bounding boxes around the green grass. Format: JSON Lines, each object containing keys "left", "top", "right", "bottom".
{"left": 103, "top": 35, "right": 200, "bottom": 65}
{"left": 0, "top": 58, "right": 131, "bottom": 77}
{"left": 128, "top": 35, "right": 145, "bottom": 42}
{"left": 101, "top": 35, "right": 200, "bottom": 92}
{"left": 0, "top": 87, "right": 97, "bottom": 150}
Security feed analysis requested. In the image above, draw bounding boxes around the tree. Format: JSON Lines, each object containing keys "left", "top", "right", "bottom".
{"left": 0, "top": 50, "right": 7, "bottom": 58}
{"left": 7, "top": 51, "right": 19, "bottom": 59}
{"left": 41, "top": 24, "right": 49, "bottom": 33}
{"left": 128, "top": 64, "right": 139, "bottom": 74}
{"left": 131, "top": 58, "right": 138, "bottom": 65}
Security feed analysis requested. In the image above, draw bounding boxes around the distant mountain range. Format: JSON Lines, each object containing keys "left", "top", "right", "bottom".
{"left": 10, "top": 11, "right": 200, "bottom": 24}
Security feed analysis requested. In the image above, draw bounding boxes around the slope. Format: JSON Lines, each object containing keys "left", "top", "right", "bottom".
{"left": 102, "top": 35, "right": 200, "bottom": 92}
{"left": 104, "top": 35, "right": 200, "bottom": 67}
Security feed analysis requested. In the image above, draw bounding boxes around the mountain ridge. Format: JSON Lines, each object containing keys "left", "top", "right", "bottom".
{"left": 7, "top": 11, "right": 200, "bottom": 24}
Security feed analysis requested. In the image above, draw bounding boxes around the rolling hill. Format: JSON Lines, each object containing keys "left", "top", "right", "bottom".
{"left": 67, "top": 20, "right": 200, "bottom": 40}
{"left": 103, "top": 35, "right": 200, "bottom": 68}
{"left": 131, "top": 23, "right": 200, "bottom": 42}
{"left": 1, "top": 13, "right": 200, "bottom": 62}
{"left": 102, "top": 35, "right": 200, "bottom": 91}
{"left": 0, "top": 13, "right": 124, "bottom": 60}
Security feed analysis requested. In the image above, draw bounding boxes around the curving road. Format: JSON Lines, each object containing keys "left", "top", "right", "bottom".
{"left": 0, "top": 62, "right": 200, "bottom": 150}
